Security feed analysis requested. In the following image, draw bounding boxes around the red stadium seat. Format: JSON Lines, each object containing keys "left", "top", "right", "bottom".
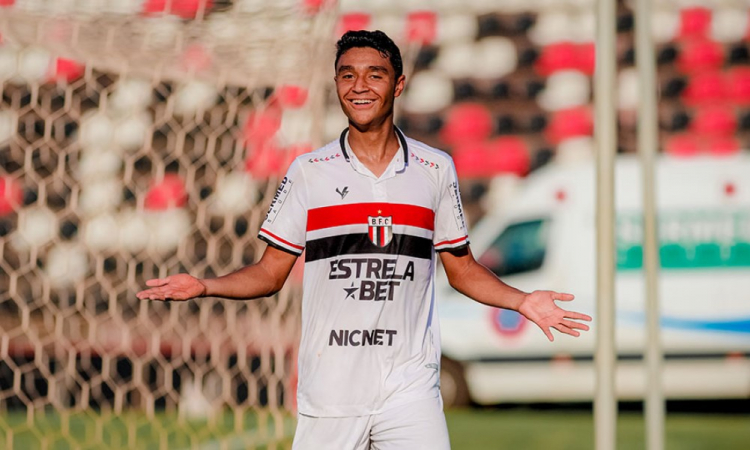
{"left": 406, "top": 11, "right": 437, "bottom": 45}
{"left": 486, "top": 136, "right": 530, "bottom": 176}
{"left": 705, "top": 135, "right": 740, "bottom": 156}
{"left": 545, "top": 106, "right": 593, "bottom": 145}
{"left": 726, "top": 67, "right": 750, "bottom": 106}
{"left": 679, "top": 7, "right": 712, "bottom": 40}
{"left": 535, "top": 42, "right": 595, "bottom": 77}
{"left": 453, "top": 141, "right": 492, "bottom": 178}
{"left": 440, "top": 103, "right": 493, "bottom": 146}
{"left": 142, "top": 0, "right": 213, "bottom": 19}
{"left": 243, "top": 105, "right": 282, "bottom": 146}
{"left": 337, "top": 13, "right": 371, "bottom": 36}
{"left": 664, "top": 133, "right": 700, "bottom": 157}
{"left": 676, "top": 39, "right": 724, "bottom": 74}
{"left": 245, "top": 141, "right": 285, "bottom": 179}
{"left": 274, "top": 85, "right": 308, "bottom": 109}
{"left": 144, "top": 174, "right": 188, "bottom": 210}
{"left": 690, "top": 106, "right": 737, "bottom": 136}
{"left": 682, "top": 71, "right": 726, "bottom": 106}
{"left": 0, "top": 176, "right": 23, "bottom": 217}
{"left": 49, "top": 58, "right": 84, "bottom": 83}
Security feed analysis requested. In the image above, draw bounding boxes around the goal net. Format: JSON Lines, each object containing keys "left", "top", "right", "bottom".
{"left": 0, "top": 1, "right": 339, "bottom": 448}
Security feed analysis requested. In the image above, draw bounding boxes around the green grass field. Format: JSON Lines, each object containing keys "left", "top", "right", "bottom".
{"left": 1, "top": 407, "right": 747, "bottom": 449}
{"left": 446, "top": 408, "right": 749, "bottom": 450}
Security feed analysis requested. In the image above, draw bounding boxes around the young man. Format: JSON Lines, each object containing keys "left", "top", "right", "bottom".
{"left": 138, "top": 30, "right": 592, "bottom": 449}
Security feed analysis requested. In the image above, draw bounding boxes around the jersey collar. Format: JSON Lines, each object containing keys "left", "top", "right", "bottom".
{"left": 338, "top": 127, "right": 409, "bottom": 177}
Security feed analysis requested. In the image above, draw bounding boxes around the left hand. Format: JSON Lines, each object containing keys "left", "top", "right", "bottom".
{"left": 518, "top": 290, "right": 592, "bottom": 341}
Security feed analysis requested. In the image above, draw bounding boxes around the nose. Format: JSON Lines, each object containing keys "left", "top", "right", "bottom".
{"left": 353, "top": 75, "right": 368, "bottom": 93}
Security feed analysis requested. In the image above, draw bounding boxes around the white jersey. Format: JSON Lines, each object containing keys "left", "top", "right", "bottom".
{"left": 259, "top": 129, "right": 469, "bottom": 417}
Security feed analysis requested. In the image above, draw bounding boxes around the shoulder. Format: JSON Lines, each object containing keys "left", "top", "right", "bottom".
{"left": 290, "top": 139, "right": 346, "bottom": 169}
{"left": 403, "top": 135, "right": 455, "bottom": 173}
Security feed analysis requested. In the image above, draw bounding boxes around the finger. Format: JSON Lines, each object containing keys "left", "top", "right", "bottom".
{"left": 145, "top": 278, "right": 169, "bottom": 287}
{"left": 562, "top": 319, "right": 590, "bottom": 331}
{"left": 541, "top": 326, "right": 554, "bottom": 342}
{"left": 554, "top": 292, "right": 575, "bottom": 301}
{"left": 552, "top": 323, "right": 580, "bottom": 337}
{"left": 564, "top": 311, "right": 593, "bottom": 322}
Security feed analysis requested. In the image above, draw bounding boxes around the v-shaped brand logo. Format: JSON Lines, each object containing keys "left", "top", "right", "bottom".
{"left": 336, "top": 186, "right": 349, "bottom": 199}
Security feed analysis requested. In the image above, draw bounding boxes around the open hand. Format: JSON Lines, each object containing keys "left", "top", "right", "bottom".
{"left": 518, "top": 290, "right": 592, "bottom": 341}
{"left": 136, "top": 274, "right": 207, "bottom": 301}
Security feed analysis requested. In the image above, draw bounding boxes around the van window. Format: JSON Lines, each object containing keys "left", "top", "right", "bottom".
{"left": 477, "top": 219, "right": 550, "bottom": 277}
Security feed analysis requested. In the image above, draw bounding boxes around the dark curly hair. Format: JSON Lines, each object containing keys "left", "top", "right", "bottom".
{"left": 334, "top": 30, "right": 403, "bottom": 80}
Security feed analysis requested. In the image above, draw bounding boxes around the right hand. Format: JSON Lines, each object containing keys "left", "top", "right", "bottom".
{"left": 136, "top": 274, "right": 207, "bottom": 301}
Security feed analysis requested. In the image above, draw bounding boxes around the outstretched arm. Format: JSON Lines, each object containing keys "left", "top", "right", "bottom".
{"left": 439, "top": 246, "right": 591, "bottom": 341}
{"left": 136, "top": 246, "right": 298, "bottom": 302}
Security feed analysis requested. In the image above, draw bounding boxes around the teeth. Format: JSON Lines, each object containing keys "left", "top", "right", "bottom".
{"left": 352, "top": 100, "right": 372, "bottom": 104}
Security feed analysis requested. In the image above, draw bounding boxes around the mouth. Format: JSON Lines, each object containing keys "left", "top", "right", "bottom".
{"left": 348, "top": 99, "right": 375, "bottom": 107}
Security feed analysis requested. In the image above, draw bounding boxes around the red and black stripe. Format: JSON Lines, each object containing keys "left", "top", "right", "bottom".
{"left": 305, "top": 233, "right": 433, "bottom": 262}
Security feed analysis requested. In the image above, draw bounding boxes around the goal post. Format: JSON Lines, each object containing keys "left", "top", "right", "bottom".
{"left": 0, "top": 1, "right": 339, "bottom": 448}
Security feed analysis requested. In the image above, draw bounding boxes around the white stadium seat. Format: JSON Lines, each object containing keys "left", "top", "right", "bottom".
{"left": 403, "top": 70, "right": 454, "bottom": 114}
{"left": 538, "top": 70, "right": 591, "bottom": 112}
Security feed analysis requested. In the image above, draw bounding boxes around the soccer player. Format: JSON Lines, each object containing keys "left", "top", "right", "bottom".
{"left": 138, "top": 30, "right": 592, "bottom": 449}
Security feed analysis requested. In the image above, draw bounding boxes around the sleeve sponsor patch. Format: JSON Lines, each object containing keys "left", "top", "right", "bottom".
{"left": 265, "top": 176, "right": 293, "bottom": 224}
{"left": 448, "top": 181, "right": 467, "bottom": 232}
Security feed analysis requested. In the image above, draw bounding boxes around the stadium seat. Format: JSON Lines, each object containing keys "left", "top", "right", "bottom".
{"left": 0, "top": 176, "right": 23, "bottom": 217}
{"left": 529, "top": 12, "right": 572, "bottom": 46}
{"left": 705, "top": 135, "right": 740, "bottom": 157}
{"left": 651, "top": 10, "right": 680, "bottom": 44}
{"left": 49, "top": 58, "right": 84, "bottom": 83}
{"left": 473, "top": 37, "right": 517, "bottom": 79}
{"left": 440, "top": 102, "right": 493, "bottom": 146}
{"left": 436, "top": 14, "right": 478, "bottom": 45}
{"left": 144, "top": 174, "right": 187, "bottom": 210}
{"left": 711, "top": 7, "right": 749, "bottom": 43}
{"left": 452, "top": 140, "right": 492, "bottom": 178}
{"left": 676, "top": 39, "right": 724, "bottom": 74}
{"left": 538, "top": 70, "right": 590, "bottom": 111}
{"left": 406, "top": 10, "right": 437, "bottom": 45}
{"left": 535, "top": 42, "right": 595, "bottom": 77}
{"left": 725, "top": 67, "right": 750, "bottom": 106}
{"left": 664, "top": 133, "right": 700, "bottom": 157}
{"left": 403, "top": 70, "right": 454, "bottom": 114}
{"left": 682, "top": 71, "right": 725, "bottom": 106}
{"left": 690, "top": 106, "right": 737, "bottom": 137}
{"left": 545, "top": 106, "right": 593, "bottom": 145}
{"left": 679, "top": 7, "right": 712, "bottom": 40}
{"left": 434, "top": 41, "right": 476, "bottom": 79}
{"left": 337, "top": 12, "right": 371, "bottom": 36}
{"left": 485, "top": 136, "right": 530, "bottom": 176}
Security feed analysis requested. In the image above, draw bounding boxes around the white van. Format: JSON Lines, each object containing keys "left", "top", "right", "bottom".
{"left": 437, "top": 153, "right": 750, "bottom": 406}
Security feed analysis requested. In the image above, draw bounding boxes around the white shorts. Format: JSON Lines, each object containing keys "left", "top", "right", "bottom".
{"left": 292, "top": 396, "right": 450, "bottom": 450}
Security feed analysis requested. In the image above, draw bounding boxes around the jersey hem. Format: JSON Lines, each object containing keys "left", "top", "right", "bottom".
{"left": 297, "top": 392, "right": 441, "bottom": 418}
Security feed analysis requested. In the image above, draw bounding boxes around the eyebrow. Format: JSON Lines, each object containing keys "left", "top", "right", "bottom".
{"left": 337, "top": 65, "right": 390, "bottom": 74}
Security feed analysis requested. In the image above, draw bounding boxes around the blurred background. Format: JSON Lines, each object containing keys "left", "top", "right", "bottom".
{"left": 0, "top": 0, "right": 749, "bottom": 448}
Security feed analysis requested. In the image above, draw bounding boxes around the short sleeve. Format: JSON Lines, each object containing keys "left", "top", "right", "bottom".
{"left": 433, "top": 158, "right": 470, "bottom": 252}
{"left": 258, "top": 160, "right": 307, "bottom": 256}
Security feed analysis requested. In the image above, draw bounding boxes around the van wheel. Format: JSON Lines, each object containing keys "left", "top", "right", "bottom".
{"left": 440, "top": 357, "right": 470, "bottom": 408}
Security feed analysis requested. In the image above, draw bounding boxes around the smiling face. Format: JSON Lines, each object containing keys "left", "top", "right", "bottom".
{"left": 335, "top": 47, "right": 405, "bottom": 132}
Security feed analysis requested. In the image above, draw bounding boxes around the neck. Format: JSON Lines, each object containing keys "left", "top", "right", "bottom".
{"left": 346, "top": 121, "right": 400, "bottom": 163}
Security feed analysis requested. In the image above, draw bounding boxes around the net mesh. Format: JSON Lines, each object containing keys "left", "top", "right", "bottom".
{"left": 0, "top": 1, "right": 339, "bottom": 448}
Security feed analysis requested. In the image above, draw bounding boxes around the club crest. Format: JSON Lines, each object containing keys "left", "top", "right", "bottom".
{"left": 368, "top": 215, "right": 393, "bottom": 247}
